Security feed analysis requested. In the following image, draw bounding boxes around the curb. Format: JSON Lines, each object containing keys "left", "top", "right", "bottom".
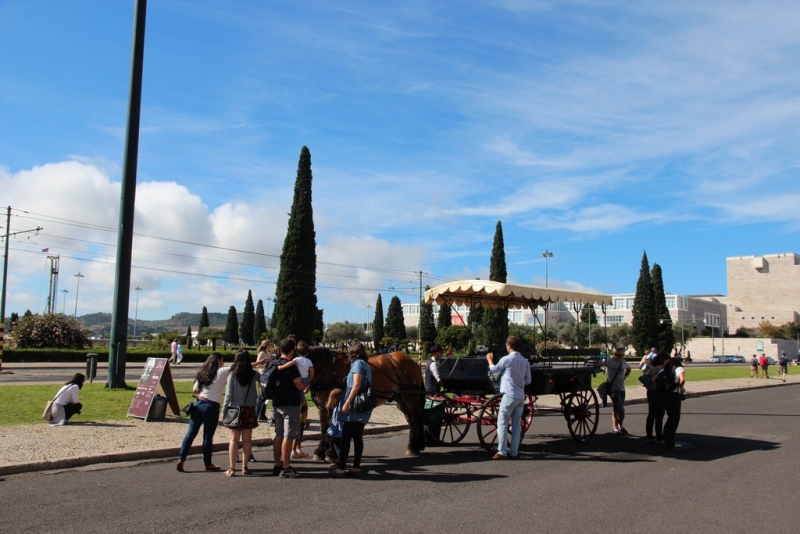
{"left": 0, "top": 424, "right": 412, "bottom": 477}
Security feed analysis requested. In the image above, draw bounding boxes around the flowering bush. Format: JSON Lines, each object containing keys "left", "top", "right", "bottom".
{"left": 9, "top": 313, "right": 90, "bottom": 349}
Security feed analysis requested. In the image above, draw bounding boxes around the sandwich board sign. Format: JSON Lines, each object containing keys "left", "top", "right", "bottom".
{"left": 127, "top": 358, "right": 181, "bottom": 421}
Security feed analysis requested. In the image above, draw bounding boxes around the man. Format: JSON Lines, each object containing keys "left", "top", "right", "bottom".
{"left": 600, "top": 347, "right": 631, "bottom": 435}
{"left": 271, "top": 338, "right": 306, "bottom": 478}
{"left": 758, "top": 353, "right": 769, "bottom": 379}
{"left": 425, "top": 345, "right": 444, "bottom": 394}
{"left": 486, "top": 335, "right": 531, "bottom": 460}
{"left": 640, "top": 347, "right": 657, "bottom": 371}
{"left": 169, "top": 338, "right": 178, "bottom": 364}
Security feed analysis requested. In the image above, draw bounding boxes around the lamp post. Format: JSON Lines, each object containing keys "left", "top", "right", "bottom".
{"left": 541, "top": 250, "right": 553, "bottom": 288}
{"left": 73, "top": 272, "right": 84, "bottom": 318}
{"left": 367, "top": 304, "right": 372, "bottom": 338}
{"left": 133, "top": 286, "right": 142, "bottom": 337}
{"left": 61, "top": 289, "right": 69, "bottom": 314}
{"left": 541, "top": 250, "right": 553, "bottom": 348}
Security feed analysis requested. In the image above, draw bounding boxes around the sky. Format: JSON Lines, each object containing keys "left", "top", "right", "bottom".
{"left": 1, "top": 0, "right": 799, "bottom": 326}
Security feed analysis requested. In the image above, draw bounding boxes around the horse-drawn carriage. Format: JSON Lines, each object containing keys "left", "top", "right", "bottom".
{"left": 422, "top": 280, "right": 612, "bottom": 451}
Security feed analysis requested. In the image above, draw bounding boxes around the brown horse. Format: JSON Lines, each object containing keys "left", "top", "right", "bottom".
{"left": 306, "top": 347, "right": 426, "bottom": 460}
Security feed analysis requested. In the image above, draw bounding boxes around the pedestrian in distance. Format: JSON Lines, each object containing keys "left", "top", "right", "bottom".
{"left": 779, "top": 352, "right": 789, "bottom": 382}
{"left": 660, "top": 356, "right": 687, "bottom": 449}
{"left": 332, "top": 342, "right": 374, "bottom": 476}
{"left": 486, "top": 335, "right": 532, "bottom": 460}
{"left": 599, "top": 347, "right": 631, "bottom": 435}
{"left": 750, "top": 354, "right": 759, "bottom": 378}
{"left": 645, "top": 352, "right": 669, "bottom": 442}
{"left": 759, "top": 353, "right": 769, "bottom": 379}
{"left": 222, "top": 350, "right": 260, "bottom": 476}
{"left": 49, "top": 373, "right": 85, "bottom": 426}
{"left": 169, "top": 338, "right": 179, "bottom": 364}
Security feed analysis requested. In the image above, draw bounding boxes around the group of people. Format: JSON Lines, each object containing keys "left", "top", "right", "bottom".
{"left": 176, "top": 338, "right": 373, "bottom": 478}
{"left": 599, "top": 346, "right": 686, "bottom": 448}
{"left": 750, "top": 352, "right": 790, "bottom": 381}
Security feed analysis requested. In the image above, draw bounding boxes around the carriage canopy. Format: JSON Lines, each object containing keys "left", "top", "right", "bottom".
{"left": 423, "top": 280, "right": 612, "bottom": 310}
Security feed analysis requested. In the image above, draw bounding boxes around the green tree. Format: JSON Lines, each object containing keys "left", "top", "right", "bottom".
{"left": 314, "top": 309, "right": 325, "bottom": 344}
{"left": 224, "top": 306, "right": 239, "bottom": 345}
{"left": 254, "top": 299, "right": 267, "bottom": 343}
{"left": 322, "top": 321, "right": 366, "bottom": 345}
{"left": 606, "top": 323, "right": 632, "bottom": 353}
{"left": 199, "top": 307, "right": 210, "bottom": 330}
{"left": 9, "top": 312, "right": 19, "bottom": 328}
{"left": 483, "top": 221, "right": 508, "bottom": 345}
{"left": 199, "top": 327, "right": 224, "bottom": 350}
{"left": 373, "top": 294, "right": 385, "bottom": 349}
{"left": 580, "top": 304, "right": 598, "bottom": 324}
{"left": 241, "top": 289, "right": 255, "bottom": 345}
{"left": 631, "top": 251, "right": 657, "bottom": 357}
{"left": 651, "top": 263, "right": 675, "bottom": 352}
{"left": 419, "top": 290, "right": 437, "bottom": 348}
{"left": 435, "top": 325, "right": 472, "bottom": 351}
{"left": 437, "top": 303, "right": 452, "bottom": 329}
{"left": 274, "top": 146, "right": 318, "bottom": 343}
{"left": 385, "top": 296, "right": 407, "bottom": 342}
{"left": 186, "top": 326, "right": 192, "bottom": 349}
{"left": 10, "top": 313, "right": 89, "bottom": 349}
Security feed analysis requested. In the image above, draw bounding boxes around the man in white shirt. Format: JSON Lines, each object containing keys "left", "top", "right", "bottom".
{"left": 487, "top": 336, "right": 532, "bottom": 460}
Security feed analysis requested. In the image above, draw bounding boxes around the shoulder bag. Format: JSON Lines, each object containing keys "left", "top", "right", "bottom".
{"left": 352, "top": 376, "right": 377, "bottom": 413}
{"left": 223, "top": 379, "right": 252, "bottom": 428}
{"left": 42, "top": 387, "right": 65, "bottom": 421}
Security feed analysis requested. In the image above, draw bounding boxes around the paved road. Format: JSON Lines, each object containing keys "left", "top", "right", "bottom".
{"left": 2, "top": 386, "right": 799, "bottom": 533}
{"left": 0, "top": 362, "right": 202, "bottom": 384}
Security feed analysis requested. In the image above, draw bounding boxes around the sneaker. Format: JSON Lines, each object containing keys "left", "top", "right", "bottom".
{"left": 645, "top": 435, "right": 655, "bottom": 442}
{"left": 611, "top": 430, "right": 620, "bottom": 435}
{"left": 271, "top": 464, "right": 283, "bottom": 476}
{"left": 279, "top": 467, "right": 299, "bottom": 478}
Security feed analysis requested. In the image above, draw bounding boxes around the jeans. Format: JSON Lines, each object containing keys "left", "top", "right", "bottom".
{"left": 662, "top": 392, "right": 682, "bottom": 446}
{"left": 179, "top": 400, "right": 220, "bottom": 466}
{"left": 338, "top": 421, "right": 366, "bottom": 470}
{"left": 497, "top": 395, "right": 525, "bottom": 457}
{"left": 645, "top": 389, "right": 665, "bottom": 439}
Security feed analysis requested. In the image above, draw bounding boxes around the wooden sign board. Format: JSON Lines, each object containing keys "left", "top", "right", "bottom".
{"left": 127, "top": 358, "right": 181, "bottom": 421}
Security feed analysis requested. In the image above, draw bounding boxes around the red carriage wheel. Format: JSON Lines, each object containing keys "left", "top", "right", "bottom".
{"left": 438, "top": 393, "right": 471, "bottom": 445}
{"left": 564, "top": 388, "right": 599, "bottom": 442}
{"left": 520, "top": 395, "right": 536, "bottom": 436}
{"left": 477, "top": 394, "right": 502, "bottom": 452}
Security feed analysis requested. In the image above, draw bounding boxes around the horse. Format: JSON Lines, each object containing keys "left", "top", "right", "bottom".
{"left": 306, "top": 347, "right": 426, "bottom": 460}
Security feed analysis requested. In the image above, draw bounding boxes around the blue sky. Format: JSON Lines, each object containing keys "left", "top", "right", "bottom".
{"left": 1, "top": 0, "right": 798, "bottom": 325}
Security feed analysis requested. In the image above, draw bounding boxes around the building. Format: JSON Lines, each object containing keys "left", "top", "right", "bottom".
{"left": 605, "top": 293, "right": 727, "bottom": 336}
{"left": 401, "top": 301, "right": 585, "bottom": 330}
{"left": 720, "top": 253, "right": 800, "bottom": 332}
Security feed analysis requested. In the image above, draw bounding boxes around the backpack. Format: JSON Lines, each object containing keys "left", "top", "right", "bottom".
{"left": 654, "top": 367, "right": 678, "bottom": 393}
{"left": 260, "top": 359, "right": 282, "bottom": 400}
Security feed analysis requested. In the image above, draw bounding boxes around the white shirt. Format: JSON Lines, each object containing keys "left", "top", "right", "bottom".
{"left": 294, "top": 356, "right": 313, "bottom": 379}
{"left": 53, "top": 384, "right": 80, "bottom": 406}
{"left": 193, "top": 366, "right": 230, "bottom": 403}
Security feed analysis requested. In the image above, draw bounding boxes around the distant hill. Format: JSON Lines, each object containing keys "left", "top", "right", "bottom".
{"left": 79, "top": 312, "right": 229, "bottom": 337}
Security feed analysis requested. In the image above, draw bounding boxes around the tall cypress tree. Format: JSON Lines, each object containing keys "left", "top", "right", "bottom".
{"left": 651, "top": 263, "right": 675, "bottom": 353}
{"left": 483, "top": 221, "right": 508, "bottom": 345}
{"left": 224, "top": 305, "right": 239, "bottom": 345}
{"left": 419, "top": 286, "right": 437, "bottom": 348}
{"left": 199, "top": 306, "right": 210, "bottom": 330}
{"left": 631, "top": 251, "right": 657, "bottom": 357}
{"left": 373, "top": 294, "right": 385, "bottom": 348}
{"left": 186, "top": 325, "right": 192, "bottom": 349}
{"left": 385, "top": 295, "right": 407, "bottom": 342}
{"left": 437, "top": 302, "right": 452, "bottom": 329}
{"left": 254, "top": 299, "right": 267, "bottom": 343}
{"left": 580, "top": 304, "right": 598, "bottom": 324}
{"left": 274, "top": 146, "right": 317, "bottom": 342}
{"left": 241, "top": 289, "right": 255, "bottom": 345}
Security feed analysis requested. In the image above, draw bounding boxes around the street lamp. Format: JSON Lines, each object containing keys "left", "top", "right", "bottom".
{"left": 73, "top": 272, "right": 84, "bottom": 318}
{"left": 541, "top": 250, "right": 553, "bottom": 348}
{"left": 61, "top": 289, "right": 69, "bottom": 314}
{"left": 367, "top": 304, "right": 372, "bottom": 337}
{"left": 133, "top": 286, "right": 142, "bottom": 337}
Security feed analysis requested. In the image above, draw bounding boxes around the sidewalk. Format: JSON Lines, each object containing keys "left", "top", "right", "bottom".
{"left": 0, "top": 374, "right": 797, "bottom": 476}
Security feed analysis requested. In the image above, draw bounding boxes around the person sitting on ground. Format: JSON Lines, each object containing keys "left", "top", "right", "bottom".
{"left": 49, "top": 373, "right": 85, "bottom": 426}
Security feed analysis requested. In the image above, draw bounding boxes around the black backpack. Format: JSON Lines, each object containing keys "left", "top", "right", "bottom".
{"left": 654, "top": 367, "right": 678, "bottom": 393}
{"left": 260, "top": 359, "right": 282, "bottom": 400}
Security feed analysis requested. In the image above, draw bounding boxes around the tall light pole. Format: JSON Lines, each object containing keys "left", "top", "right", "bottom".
{"left": 367, "top": 304, "right": 372, "bottom": 337}
{"left": 541, "top": 250, "right": 553, "bottom": 349}
{"left": 73, "top": 272, "right": 84, "bottom": 318}
{"left": 61, "top": 289, "right": 69, "bottom": 314}
{"left": 133, "top": 286, "right": 142, "bottom": 337}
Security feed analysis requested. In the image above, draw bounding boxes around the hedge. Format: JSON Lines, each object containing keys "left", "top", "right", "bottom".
{"left": 1, "top": 348, "right": 249, "bottom": 363}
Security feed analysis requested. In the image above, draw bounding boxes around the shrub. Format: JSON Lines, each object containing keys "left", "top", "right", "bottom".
{"left": 10, "top": 313, "right": 90, "bottom": 349}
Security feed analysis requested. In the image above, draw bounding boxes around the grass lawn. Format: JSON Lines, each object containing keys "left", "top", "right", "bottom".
{"left": 0, "top": 381, "right": 317, "bottom": 426}
{"left": 587, "top": 365, "right": 758, "bottom": 388}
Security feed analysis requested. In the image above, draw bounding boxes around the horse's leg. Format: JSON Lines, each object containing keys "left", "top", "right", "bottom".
{"left": 396, "top": 391, "right": 425, "bottom": 456}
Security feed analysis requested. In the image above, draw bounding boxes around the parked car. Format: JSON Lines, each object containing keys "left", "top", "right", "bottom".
{"left": 584, "top": 353, "right": 608, "bottom": 366}
{"left": 708, "top": 356, "right": 725, "bottom": 363}
{"left": 767, "top": 356, "right": 776, "bottom": 365}
{"left": 729, "top": 355, "right": 746, "bottom": 363}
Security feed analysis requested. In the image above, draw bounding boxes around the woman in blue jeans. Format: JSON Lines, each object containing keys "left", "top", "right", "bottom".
{"left": 177, "top": 353, "right": 230, "bottom": 472}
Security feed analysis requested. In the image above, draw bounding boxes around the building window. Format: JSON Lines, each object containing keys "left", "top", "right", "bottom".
{"left": 665, "top": 296, "right": 676, "bottom": 309}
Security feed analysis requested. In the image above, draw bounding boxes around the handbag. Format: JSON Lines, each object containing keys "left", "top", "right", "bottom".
{"left": 182, "top": 401, "right": 195, "bottom": 416}
{"left": 223, "top": 378, "right": 253, "bottom": 428}
{"left": 42, "top": 400, "right": 55, "bottom": 421}
{"left": 352, "top": 378, "right": 377, "bottom": 413}
{"left": 638, "top": 373, "right": 651, "bottom": 387}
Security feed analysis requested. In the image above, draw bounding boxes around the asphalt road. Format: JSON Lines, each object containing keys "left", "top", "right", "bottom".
{"left": 2, "top": 386, "right": 799, "bottom": 533}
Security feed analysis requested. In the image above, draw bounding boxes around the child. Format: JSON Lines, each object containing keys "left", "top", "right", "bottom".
{"left": 279, "top": 340, "right": 315, "bottom": 458}
{"left": 326, "top": 388, "right": 344, "bottom": 467}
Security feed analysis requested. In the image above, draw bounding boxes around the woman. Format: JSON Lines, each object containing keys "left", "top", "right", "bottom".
{"left": 222, "top": 350, "right": 260, "bottom": 476}
{"left": 662, "top": 356, "right": 686, "bottom": 449}
{"left": 49, "top": 373, "right": 85, "bottom": 426}
{"left": 177, "top": 352, "right": 229, "bottom": 472}
{"left": 644, "top": 353, "right": 668, "bottom": 442}
{"left": 332, "top": 342, "right": 373, "bottom": 476}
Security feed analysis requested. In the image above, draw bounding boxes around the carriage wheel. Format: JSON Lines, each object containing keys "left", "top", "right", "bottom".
{"left": 438, "top": 394, "right": 471, "bottom": 445}
{"left": 477, "top": 394, "right": 502, "bottom": 452}
{"left": 520, "top": 395, "right": 536, "bottom": 437}
{"left": 564, "top": 388, "right": 599, "bottom": 442}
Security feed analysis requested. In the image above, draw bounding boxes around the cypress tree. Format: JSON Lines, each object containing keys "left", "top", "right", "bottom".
{"left": 254, "top": 299, "right": 267, "bottom": 343}
{"left": 224, "top": 305, "right": 239, "bottom": 345}
{"left": 199, "top": 306, "right": 210, "bottom": 330}
{"left": 631, "top": 251, "right": 657, "bottom": 357}
{"left": 385, "top": 296, "right": 407, "bottom": 342}
{"left": 186, "top": 326, "right": 193, "bottom": 349}
{"left": 483, "top": 221, "right": 508, "bottom": 345}
{"left": 373, "top": 294, "right": 385, "bottom": 348}
{"left": 651, "top": 263, "right": 675, "bottom": 353}
{"left": 241, "top": 289, "right": 255, "bottom": 345}
{"left": 419, "top": 287, "right": 437, "bottom": 348}
{"left": 437, "top": 302, "right": 452, "bottom": 329}
{"left": 580, "top": 304, "right": 598, "bottom": 324}
{"left": 274, "top": 146, "right": 317, "bottom": 342}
